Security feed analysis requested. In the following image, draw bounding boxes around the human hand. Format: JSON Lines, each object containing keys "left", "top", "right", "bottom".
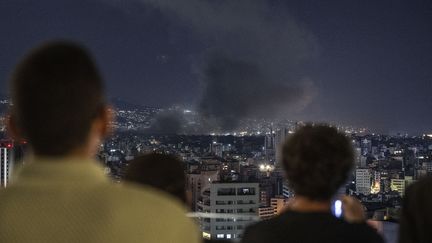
{"left": 341, "top": 195, "right": 366, "bottom": 223}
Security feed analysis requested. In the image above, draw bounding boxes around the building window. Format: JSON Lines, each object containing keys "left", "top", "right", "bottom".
{"left": 237, "top": 187, "right": 256, "bottom": 195}
{"left": 217, "top": 188, "right": 236, "bottom": 196}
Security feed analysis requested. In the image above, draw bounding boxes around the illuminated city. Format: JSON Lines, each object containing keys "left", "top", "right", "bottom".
{"left": 2, "top": 97, "right": 429, "bottom": 242}
{"left": 1, "top": 1, "right": 432, "bottom": 242}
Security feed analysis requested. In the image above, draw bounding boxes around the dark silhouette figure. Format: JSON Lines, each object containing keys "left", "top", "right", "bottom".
{"left": 0, "top": 41, "right": 200, "bottom": 243}
{"left": 399, "top": 176, "right": 432, "bottom": 243}
{"left": 124, "top": 153, "right": 188, "bottom": 204}
{"left": 241, "top": 125, "right": 384, "bottom": 243}
{"left": 125, "top": 153, "right": 231, "bottom": 243}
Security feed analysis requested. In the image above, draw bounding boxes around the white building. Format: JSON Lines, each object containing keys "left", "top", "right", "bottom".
{"left": 210, "top": 142, "right": 223, "bottom": 158}
{"left": 1, "top": 141, "right": 14, "bottom": 188}
{"left": 356, "top": 168, "right": 371, "bottom": 195}
{"left": 198, "top": 182, "right": 259, "bottom": 241}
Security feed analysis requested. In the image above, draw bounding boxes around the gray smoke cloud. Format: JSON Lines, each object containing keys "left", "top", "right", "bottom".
{"left": 199, "top": 55, "right": 314, "bottom": 130}
{"left": 147, "top": 110, "right": 185, "bottom": 134}
{"left": 123, "top": 0, "right": 318, "bottom": 132}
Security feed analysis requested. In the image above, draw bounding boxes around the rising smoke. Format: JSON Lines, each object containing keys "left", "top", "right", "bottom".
{"left": 140, "top": 0, "right": 319, "bottom": 132}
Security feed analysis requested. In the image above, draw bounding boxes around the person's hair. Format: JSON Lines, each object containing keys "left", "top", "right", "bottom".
{"left": 10, "top": 41, "right": 105, "bottom": 156}
{"left": 282, "top": 124, "right": 354, "bottom": 201}
{"left": 124, "top": 153, "right": 187, "bottom": 203}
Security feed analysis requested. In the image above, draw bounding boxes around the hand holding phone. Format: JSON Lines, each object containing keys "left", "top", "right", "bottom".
{"left": 333, "top": 199, "right": 343, "bottom": 218}
{"left": 340, "top": 196, "right": 366, "bottom": 223}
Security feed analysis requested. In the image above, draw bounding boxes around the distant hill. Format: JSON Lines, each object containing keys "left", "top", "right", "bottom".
{"left": 0, "top": 96, "right": 160, "bottom": 117}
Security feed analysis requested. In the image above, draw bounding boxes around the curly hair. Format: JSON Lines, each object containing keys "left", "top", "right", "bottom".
{"left": 282, "top": 124, "right": 354, "bottom": 201}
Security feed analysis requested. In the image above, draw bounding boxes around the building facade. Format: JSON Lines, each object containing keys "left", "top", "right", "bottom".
{"left": 0, "top": 141, "right": 14, "bottom": 188}
{"left": 356, "top": 168, "right": 371, "bottom": 195}
{"left": 198, "top": 182, "right": 259, "bottom": 241}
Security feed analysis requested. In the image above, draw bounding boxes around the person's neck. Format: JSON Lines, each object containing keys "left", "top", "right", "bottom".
{"left": 32, "top": 145, "right": 96, "bottom": 162}
{"left": 288, "top": 196, "right": 331, "bottom": 213}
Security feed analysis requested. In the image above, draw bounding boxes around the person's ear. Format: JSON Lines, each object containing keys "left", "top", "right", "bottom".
{"left": 6, "top": 113, "right": 23, "bottom": 140}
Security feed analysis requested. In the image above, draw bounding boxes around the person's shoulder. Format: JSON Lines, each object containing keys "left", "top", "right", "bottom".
{"left": 241, "top": 213, "right": 291, "bottom": 243}
{"left": 241, "top": 221, "right": 271, "bottom": 243}
{"left": 101, "top": 182, "right": 201, "bottom": 242}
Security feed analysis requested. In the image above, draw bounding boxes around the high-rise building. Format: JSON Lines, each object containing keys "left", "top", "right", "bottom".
{"left": 264, "top": 132, "right": 275, "bottom": 161}
{"left": 275, "top": 127, "right": 290, "bottom": 166}
{"left": 1, "top": 140, "right": 14, "bottom": 188}
{"left": 371, "top": 170, "right": 381, "bottom": 194}
{"left": 361, "top": 138, "right": 372, "bottom": 155}
{"left": 198, "top": 182, "right": 259, "bottom": 241}
{"left": 390, "top": 179, "right": 406, "bottom": 196}
{"left": 210, "top": 142, "right": 224, "bottom": 158}
{"left": 356, "top": 168, "right": 371, "bottom": 195}
{"left": 390, "top": 176, "right": 415, "bottom": 197}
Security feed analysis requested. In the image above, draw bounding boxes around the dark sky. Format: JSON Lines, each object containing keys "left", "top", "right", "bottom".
{"left": 1, "top": 0, "right": 431, "bottom": 134}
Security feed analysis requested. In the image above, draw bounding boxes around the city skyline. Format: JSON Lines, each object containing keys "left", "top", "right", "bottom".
{"left": 1, "top": 0, "right": 431, "bottom": 134}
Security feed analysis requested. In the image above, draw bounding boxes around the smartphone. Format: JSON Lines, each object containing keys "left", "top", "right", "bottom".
{"left": 332, "top": 199, "right": 343, "bottom": 218}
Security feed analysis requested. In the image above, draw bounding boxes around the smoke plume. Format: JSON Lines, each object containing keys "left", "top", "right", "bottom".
{"left": 139, "top": 0, "right": 319, "bottom": 131}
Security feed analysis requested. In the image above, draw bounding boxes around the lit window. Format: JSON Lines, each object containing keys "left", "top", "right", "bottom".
{"left": 217, "top": 234, "right": 224, "bottom": 239}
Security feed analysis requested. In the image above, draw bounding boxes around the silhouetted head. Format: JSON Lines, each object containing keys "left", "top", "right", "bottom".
{"left": 282, "top": 124, "right": 354, "bottom": 201}
{"left": 8, "top": 41, "right": 111, "bottom": 157}
{"left": 124, "top": 153, "right": 188, "bottom": 204}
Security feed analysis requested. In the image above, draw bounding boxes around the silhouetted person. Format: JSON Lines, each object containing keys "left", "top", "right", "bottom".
{"left": 124, "top": 153, "right": 189, "bottom": 204}
{"left": 241, "top": 125, "right": 383, "bottom": 243}
{"left": 399, "top": 176, "right": 432, "bottom": 243}
{"left": 0, "top": 41, "right": 200, "bottom": 243}
{"left": 124, "top": 154, "right": 231, "bottom": 243}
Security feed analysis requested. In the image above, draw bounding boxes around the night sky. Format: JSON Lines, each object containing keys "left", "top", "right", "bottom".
{"left": 1, "top": 0, "right": 431, "bottom": 134}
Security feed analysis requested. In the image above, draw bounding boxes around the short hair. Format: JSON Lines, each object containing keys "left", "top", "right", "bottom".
{"left": 282, "top": 125, "right": 354, "bottom": 200}
{"left": 124, "top": 153, "right": 187, "bottom": 203}
{"left": 10, "top": 41, "right": 105, "bottom": 156}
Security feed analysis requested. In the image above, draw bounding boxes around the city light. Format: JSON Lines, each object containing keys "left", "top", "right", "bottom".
{"left": 259, "top": 164, "right": 274, "bottom": 172}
